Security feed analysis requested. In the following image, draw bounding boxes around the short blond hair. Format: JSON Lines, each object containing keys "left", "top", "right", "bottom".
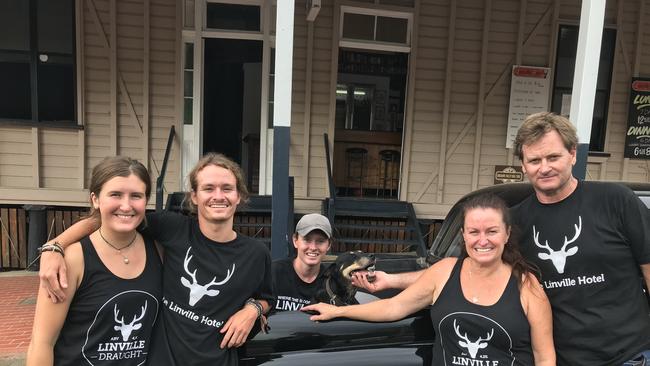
{"left": 185, "top": 153, "right": 249, "bottom": 214}
{"left": 514, "top": 112, "right": 578, "bottom": 160}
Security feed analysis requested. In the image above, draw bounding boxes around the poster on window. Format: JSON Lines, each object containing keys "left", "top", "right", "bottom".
{"left": 505, "top": 66, "right": 551, "bottom": 148}
{"left": 624, "top": 78, "right": 650, "bottom": 159}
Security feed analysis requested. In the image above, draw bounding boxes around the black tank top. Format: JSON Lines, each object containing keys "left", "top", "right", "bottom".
{"left": 53, "top": 235, "right": 162, "bottom": 366}
{"left": 429, "top": 257, "right": 533, "bottom": 366}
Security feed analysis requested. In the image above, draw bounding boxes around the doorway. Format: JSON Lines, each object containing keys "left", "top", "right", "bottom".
{"left": 202, "top": 38, "right": 263, "bottom": 192}
{"left": 333, "top": 49, "right": 409, "bottom": 199}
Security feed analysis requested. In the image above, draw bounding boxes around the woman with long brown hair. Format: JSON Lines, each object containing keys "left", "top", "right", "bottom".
{"left": 27, "top": 157, "right": 162, "bottom": 365}
{"left": 303, "top": 193, "right": 555, "bottom": 366}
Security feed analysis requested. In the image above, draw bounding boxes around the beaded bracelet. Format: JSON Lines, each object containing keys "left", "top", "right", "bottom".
{"left": 245, "top": 298, "right": 263, "bottom": 318}
{"left": 39, "top": 242, "right": 65, "bottom": 257}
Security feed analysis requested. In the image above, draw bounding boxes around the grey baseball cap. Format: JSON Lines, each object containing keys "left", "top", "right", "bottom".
{"left": 295, "top": 213, "right": 332, "bottom": 238}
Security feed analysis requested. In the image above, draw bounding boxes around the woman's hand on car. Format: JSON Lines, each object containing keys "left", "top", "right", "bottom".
{"left": 301, "top": 303, "right": 342, "bottom": 321}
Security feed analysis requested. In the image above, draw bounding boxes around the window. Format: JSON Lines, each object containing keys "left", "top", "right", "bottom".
{"left": 267, "top": 48, "right": 275, "bottom": 128}
{"left": 339, "top": 6, "right": 412, "bottom": 52}
{"left": 183, "top": 43, "right": 194, "bottom": 125}
{"left": 336, "top": 50, "right": 408, "bottom": 132}
{"left": 206, "top": 2, "right": 261, "bottom": 32}
{"left": 551, "top": 25, "right": 616, "bottom": 151}
{"left": 336, "top": 84, "right": 374, "bottom": 131}
{"left": 0, "top": 0, "right": 75, "bottom": 123}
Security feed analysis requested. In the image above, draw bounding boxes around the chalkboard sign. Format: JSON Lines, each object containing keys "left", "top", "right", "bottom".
{"left": 624, "top": 77, "right": 650, "bottom": 159}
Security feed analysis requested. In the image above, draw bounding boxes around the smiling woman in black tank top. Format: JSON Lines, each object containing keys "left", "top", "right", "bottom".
{"left": 303, "top": 193, "right": 556, "bottom": 366}
{"left": 27, "top": 157, "right": 162, "bottom": 366}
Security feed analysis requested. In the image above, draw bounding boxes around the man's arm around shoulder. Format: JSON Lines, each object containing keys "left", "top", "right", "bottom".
{"left": 39, "top": 216, "right": 100, "bottom": 303}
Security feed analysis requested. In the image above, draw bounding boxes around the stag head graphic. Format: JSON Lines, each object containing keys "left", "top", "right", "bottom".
{"left": 453, "top": 319, "right": 494, "bottom": 359}
{"left": 181, "top": 247, "right": 235, "bottom": 306}
{"left": 113, "top": 301, "right": 147, "bottom": 342}
{"left": 533, "top": 216, "right": 582, "bottom": 274}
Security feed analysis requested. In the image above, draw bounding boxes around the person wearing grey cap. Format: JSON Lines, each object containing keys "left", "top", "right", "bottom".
{"left": 272, "top": 213, "right": 333, "bottom": 312}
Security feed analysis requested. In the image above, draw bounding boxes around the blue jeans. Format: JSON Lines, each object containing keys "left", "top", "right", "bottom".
{"left": 623, "top": 350, "right": 650, "bottom": 366}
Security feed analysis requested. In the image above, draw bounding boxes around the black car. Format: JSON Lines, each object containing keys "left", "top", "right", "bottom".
{"left": 238, "top": 182, "right": 650, "bottom": 365}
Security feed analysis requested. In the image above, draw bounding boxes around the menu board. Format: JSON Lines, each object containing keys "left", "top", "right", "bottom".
{"left": 624, "top": 78, "right": 650, "bottom": 159}
{"left": 505, "top": 66, "right": 551, "bottom": 148}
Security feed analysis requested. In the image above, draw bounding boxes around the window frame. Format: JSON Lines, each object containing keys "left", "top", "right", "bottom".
{"left": 550, "top": 24, "right": 616, "bottom": 152}
{"left": 339, "top": 5, "right": 413, "bottom": 53}
{"left": 182, "top": 42, "right": 195, "bottom": 126}
{"left": 0, "top": 0, "right": 77, "bottom": 127}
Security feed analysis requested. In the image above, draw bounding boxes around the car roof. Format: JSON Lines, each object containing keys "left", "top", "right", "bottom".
{"left": 461, "top": 181, "right": 650, "bottom": 208}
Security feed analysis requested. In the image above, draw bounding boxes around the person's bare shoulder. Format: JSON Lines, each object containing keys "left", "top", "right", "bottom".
{"left": 519, "top": 272, "right": 549, "bottom": 313}
{"left": 64, "top": 242, "right": 83, "bottom": 262}
{"left": 431, "top": 257, "right": 458, "bottom": 273}
{"left": 425, "top": 257, "right": 458, "bottom": 283}
{"left": 427, "top": 257, "right": 459, "bottom": 303}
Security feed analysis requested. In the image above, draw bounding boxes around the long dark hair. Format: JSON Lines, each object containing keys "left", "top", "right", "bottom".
{"left": 459, "top": 193, "right": 539, "bottom": 286}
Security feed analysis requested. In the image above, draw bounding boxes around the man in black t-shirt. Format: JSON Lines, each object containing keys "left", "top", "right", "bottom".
{"left": 272, "top": 213, "right": 332, "bottom": 312}
{"left": 510, "top": 112, "right": 650, "bottom": 366}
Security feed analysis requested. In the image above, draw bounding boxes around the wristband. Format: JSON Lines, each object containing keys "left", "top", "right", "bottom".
{"left": 245, "top": 298, "right": 263, "bottom": 318}
{"left": 39, "top": 242, "right": 64, "bottom": 257}
{"left": 52, "top": 241, "right": 64, "bottom": 252}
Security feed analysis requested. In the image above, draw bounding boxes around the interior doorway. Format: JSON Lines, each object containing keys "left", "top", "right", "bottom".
{"left": 203, "top": 38, "right": 263, "bottom": 193}
{"left": 333, "top": 49, "right": 409, "bottom": 199}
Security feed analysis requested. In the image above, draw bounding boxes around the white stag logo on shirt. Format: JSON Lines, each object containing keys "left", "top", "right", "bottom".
{"left": 533, "top": 216, "right": 582, "bottom": 274}
{"left": 113, "top": 301, "right": 147, "bottom": 341}
{"left": 181, "top": 247, "right": 235, "bottom": 306}
{"left": 453, "top": 319, "right": 493, "bottom": 358}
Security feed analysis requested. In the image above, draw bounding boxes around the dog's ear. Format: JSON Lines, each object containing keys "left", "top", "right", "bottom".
{"left": 322, "top": 262, "right": 337, "bottom": 276}
{"left": 339, "top": 263, "right": 346, "bottom": 273}
{"left": 335, "top": 253, "right": 353, "bottom": 268}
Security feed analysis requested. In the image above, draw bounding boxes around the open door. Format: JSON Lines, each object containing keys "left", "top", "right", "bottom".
{"left": 202, "top": 38, "right": 263, "bottom": 193}
{"left": 333, "top": 49, "right": 408, "bottom": 199}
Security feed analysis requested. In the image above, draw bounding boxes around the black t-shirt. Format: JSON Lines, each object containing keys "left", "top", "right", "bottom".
{"left": 144, "top": 211, "right": 274, "bottom": 366}
{"left": 429, "top": 257, "right": 533, "bottom": 365}
{"left": 54, "top": 235, "right": 162, "bottom": 366}
{"left": 272, "top": 257, "right": 324, "bottom": 312}
{"left": 511, "top": 181, "right": 650, "bottom": 366}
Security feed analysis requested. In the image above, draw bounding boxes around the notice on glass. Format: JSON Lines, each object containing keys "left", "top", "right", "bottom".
{"left": 624, "top": 78, "right": 650, "bottom": 159}
{"left": 505, "top": 66, "right": 551, "bottom": 148}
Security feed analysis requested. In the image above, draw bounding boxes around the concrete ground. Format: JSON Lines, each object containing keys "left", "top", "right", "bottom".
{"left": 0, "top": 271, "right": 38, "bottom": 366}
{"left": 0, "top": 358, "right": 24, "bottom": 366}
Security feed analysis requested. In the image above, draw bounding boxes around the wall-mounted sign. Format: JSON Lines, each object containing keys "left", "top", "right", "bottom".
{"left": 494, "top": 165, "right": 524, "bottom": 185}
{"left": 505, "top": 66, "right": 551, "bottom": 148}
{"left": 624, "top": 78, "right": 650, "bottom": 159}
